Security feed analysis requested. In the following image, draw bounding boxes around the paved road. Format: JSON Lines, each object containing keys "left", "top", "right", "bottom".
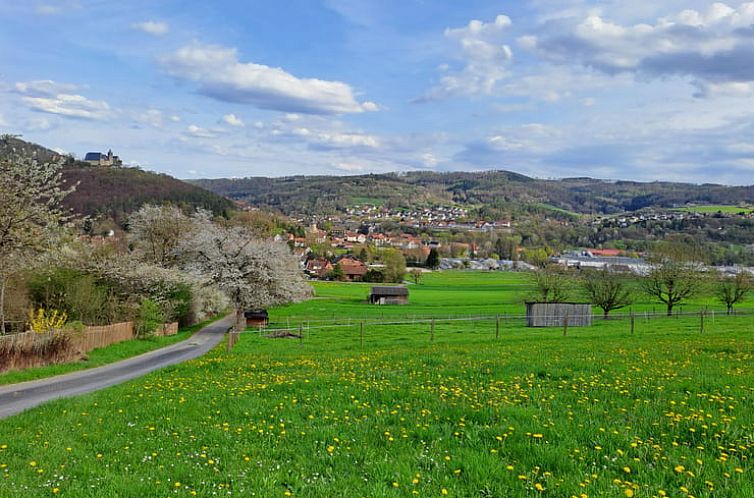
{"left": 0, "top": 315, "right": 233, "bottom": 419}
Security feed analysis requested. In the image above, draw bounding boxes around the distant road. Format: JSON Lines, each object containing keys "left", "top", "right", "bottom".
{"left": 0, "top": 315, "right": 232, "bottom": 419}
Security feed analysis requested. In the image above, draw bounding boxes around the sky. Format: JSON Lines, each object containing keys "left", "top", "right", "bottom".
{"left": 2, "top": 1, "right": 754, "bottom": 184}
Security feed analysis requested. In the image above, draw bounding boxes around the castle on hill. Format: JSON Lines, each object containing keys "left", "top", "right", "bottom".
{"left": 84, "top": 149, "right": 122, "bottom": 167}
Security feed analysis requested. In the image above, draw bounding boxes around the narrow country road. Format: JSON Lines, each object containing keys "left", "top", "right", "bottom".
{"left": 0, "top": 315, "right": 233, "bottom": 419}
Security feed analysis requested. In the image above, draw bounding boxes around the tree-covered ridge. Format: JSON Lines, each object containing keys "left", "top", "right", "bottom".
{"left": 62, "top": 167, "right": 233, "bottom": 222}
{"left": 191, "top": 171, "right": 754, "bottom": 216}
{"left": 0, "top": 136, "right": 234, "bottom": 221}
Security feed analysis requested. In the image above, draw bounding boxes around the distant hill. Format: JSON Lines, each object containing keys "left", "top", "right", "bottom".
{"left": 1, "top": 135, "right": 234, "bottom": 222}
{"left": 191, "top": 171, "right": 754, "bottom": 218}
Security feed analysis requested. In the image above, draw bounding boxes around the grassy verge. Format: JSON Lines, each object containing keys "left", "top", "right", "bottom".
{"left": 0, "top": 314, "right": 227, "bottom": 386}
{"left": 0, "top": 273, "right": 752, "bottom": 497}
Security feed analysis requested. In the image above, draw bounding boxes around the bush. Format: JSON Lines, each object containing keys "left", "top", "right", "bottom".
{"left": 362, "top": 269, "right": 385, "bottom": 283}
{"left": 27, "top": 268, "right": 117, "bottom": 325}
{"left": 135, "top": 298, "right": 164, "bottom": 338}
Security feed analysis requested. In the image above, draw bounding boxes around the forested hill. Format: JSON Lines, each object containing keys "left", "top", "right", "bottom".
{"left": 191, "top": 171, "right": 754, "bottom": 216}
{"left": 1, "top": 136, "right": 234, "bottom": 222}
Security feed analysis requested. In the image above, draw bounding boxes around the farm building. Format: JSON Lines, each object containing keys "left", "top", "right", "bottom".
{"left": 369, "top": 286, "right": 409, "bottom": 305}
{"left": 525, "top": 302, "right": 592, "bottom": 327}
{"left": 336, "top": 257, "right": 368, "bottom": 281}
{"left": 244, "top": 310, "right": 269, "bottom": 328}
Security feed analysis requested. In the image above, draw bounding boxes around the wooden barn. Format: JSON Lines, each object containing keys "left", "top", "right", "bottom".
{"left": 525, "top": 302, "right": 592, "bottom": 327}
{"left": 244, "top": 310, "right": 269, "bottom": 328}
{"left": 369, "top": 286, "right": 409, "bottom": 305}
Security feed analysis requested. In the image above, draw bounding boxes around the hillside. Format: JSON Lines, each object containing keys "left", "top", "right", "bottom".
{"left": 191, "top": 171, "right": 754, "bottom": 217}
{"left": 1, "top": 135, "right": 234, "bottom": 222}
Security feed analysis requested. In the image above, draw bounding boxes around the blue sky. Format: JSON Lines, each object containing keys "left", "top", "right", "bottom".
{"left": 2, "top": 1, "right": 754, "bottom": 184}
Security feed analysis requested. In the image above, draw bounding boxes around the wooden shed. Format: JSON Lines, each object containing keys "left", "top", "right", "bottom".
{"left": 369, "top": 286, "right": 409, "bottom": 305}
{"left": 525, "top": 302, "right": 592, "bottom": 327}
{"left": 244, "top": 310, "right": 269, "bottom": 328}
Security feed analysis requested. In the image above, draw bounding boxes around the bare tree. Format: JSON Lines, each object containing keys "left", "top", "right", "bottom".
{"left": 581, "top": 267, "right": 633, "bottom": 318}
{"left": 180, "top": 222, "right": 311, "bottom": 331}
{"left": 715, "top": 271, "right": 752, "bottom": 314}
{"left": 128, "top": 204, "right": 194, "bottom": 266}
{"left": 531, "top": 265, "right": 571, "bottom": 303}
{"left": 642, "top": 259, "right": 702, "bottom": 316}
{"left": 0, "top": 154, "right": 74, "bottom": 333}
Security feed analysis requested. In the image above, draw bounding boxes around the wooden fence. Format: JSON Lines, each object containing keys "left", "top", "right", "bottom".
{"left": 0, "top": 321, "right": 179, "bottom": 373}
{"left": 157, "top": 322, "right": 179, "bottom": 337}
{"left": 72, "top": 322, "right": 134, "bottom": 352}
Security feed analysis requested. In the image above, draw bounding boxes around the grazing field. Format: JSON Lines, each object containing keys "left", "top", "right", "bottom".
{"left": 672, "top": 205, "right": 754, "bottom": 214}
{"left": 0, "top": 272, "right": 753, "bottom": 497}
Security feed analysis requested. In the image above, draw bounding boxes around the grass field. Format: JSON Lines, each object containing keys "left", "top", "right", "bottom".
{"left": 0, "top": 272, "right": 752, "bottom": 497}
{"left": 672, "top": 205, "right": 754, "bottom": 214}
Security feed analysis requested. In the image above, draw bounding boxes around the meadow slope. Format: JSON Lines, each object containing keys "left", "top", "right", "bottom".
{"left": 0, "top": 272, "right": 752, "bottom": 497}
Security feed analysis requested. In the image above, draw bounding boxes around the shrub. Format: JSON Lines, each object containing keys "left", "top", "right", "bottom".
{"left": 135, "top": 298, "right": 164, "bottom": 338}
{"left": 28, "top": 308, "right": 68, "bottom": 334}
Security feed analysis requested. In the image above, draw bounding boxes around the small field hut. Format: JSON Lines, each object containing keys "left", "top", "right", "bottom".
{"left": 245, "top": 310, "right": 269, "bottom": 328}
{"left": 369, "top": 286, "right": 409, "bottom": 305}
{"left": 525, "top": 302, "right": 592, "bottom": 327}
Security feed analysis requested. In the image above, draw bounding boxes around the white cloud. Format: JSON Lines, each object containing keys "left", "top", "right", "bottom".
{"left": 423, "top": 15, "right": 514, "bottom": 100}
{"left": 132, "top": 21, "right": 169, "bottom": 36}
{"left": 335, "top": 162, "right": 367, "bottom": 172}
{"left": 161, "top": 42, "right": 378, "bottom": 114}
{"left": 134, "top": 109, "right": 164, "bottom": 127}
{"left": 524, "top": 2, "right": 754, "bottom": 96}
{"left": 22, "top": 95, "right": 110, "bottom": 120}
{"left": 290, "top": 127, "right": 380, "bottom": 149}
{"left": 15, "top": 80, "right": 110, "bottom": 120}
{"left": 222, "top": 113, "right": 244, "bottom": 127}
{"left": 185, "top": 124, "right": 222, "bottom": 138}
{"left": 35, "top": 4, "right": 63, "bottom": 15}
{"left": 15, "top": 80, "right": 78, "bottom": 96}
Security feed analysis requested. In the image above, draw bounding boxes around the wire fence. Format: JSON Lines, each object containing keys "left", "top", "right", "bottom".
{"left": 244, "top": 306, "right": 745, "bottom": 344}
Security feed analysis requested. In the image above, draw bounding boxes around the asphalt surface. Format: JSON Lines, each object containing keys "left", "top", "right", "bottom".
{"left": 0, "top": 315, "right": 233, "bottom": 419}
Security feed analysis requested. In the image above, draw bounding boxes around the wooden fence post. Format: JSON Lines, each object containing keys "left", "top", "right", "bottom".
{"left": 699, "top": 311, "right": 705, "bottom": 334}
{"left": 495, "top": 315, "right": 500, "bottom": 340}
{"left": 299, "top": 324, "right": 304, "bottom": 345}
{"left": 630, "top": 313, "right": 635, "bottom": 335}
{"left": 430, "top": 319, "right": 435, "bottom": 343}
{"left": 563, "top": 315, "right": 569, "bottom": 337}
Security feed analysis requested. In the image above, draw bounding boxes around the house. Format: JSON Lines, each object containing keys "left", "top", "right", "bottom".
{"left": 586, "top": 248, "right": 623, "bottom": 257}
{"left": 306, "top": 258, "right": 333, "bottom": 278}
{"left": 337, "top": 257, "right": 368, "bottom": 281}
{"left": 84, "top": 149, "right": 122, "bottom": 167}
{"left": 345, "top": 231, "right": 367, "bottom": 243}
{"left": 244, "top": 310, "right": 269, "bottom": 328}
{"left": 369, "top": 286, "right": 409, "bottom": 305}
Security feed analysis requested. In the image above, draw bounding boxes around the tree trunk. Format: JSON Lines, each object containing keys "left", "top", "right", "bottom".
{"left": 0, "top": 274, "right": 5, "bottom": 335}
{"left": 235, "top": 306, "right": 244, "bottom": 333}
{"left": 727, "top": 305, "right": 733, "bottom": 315}
{"left": 667, "top": 303, "right": 673, "bottom": 316}
{"left": 603, "top": 309, "right": 609, "bottom": 319}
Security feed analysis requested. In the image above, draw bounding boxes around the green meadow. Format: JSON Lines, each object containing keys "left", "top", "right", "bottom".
{"left": 1, "top": 272, "right": 753, "bottom": 497}
{"left": 672, "top": 205, "right": 754, "bottom": 215}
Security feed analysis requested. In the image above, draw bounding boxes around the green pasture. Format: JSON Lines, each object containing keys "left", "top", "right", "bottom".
{"left": 1, "top": 271, "right": 753, "bottom": 497}
{"left": 672, "top": 205, "right": 754, "bottom": 215}
{"left": 271, "top": 271, "right": 753, "bottom": 327}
